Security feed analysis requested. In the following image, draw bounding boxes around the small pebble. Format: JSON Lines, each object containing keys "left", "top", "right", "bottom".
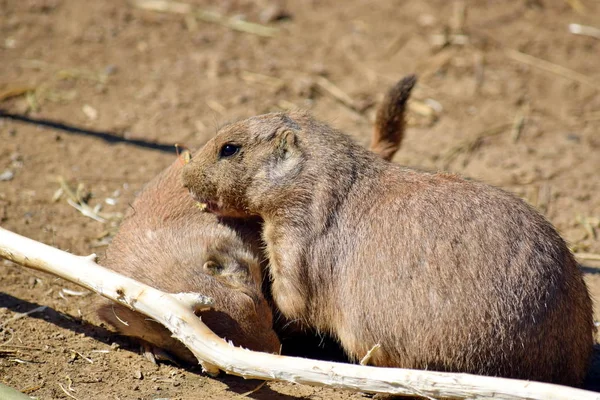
{"left": 0, "top": 170, "right": 14, "bottom": 181}
{"left": 418, "top": 14, "right": 437, "bottom": 27}
{"left": 134, "top": 370, "right": 143, "bottom": 380}
{"left": 82, "top": 104, "right": 98, "bottom": 121}
{"left": 4, "top": 38, "right": 16, "bottom": 48}
{"left": 105, "top": 65, "right": 118, "bottom": 75}
{"left": 27, "top": 276, "right": 40, "bottom": 288}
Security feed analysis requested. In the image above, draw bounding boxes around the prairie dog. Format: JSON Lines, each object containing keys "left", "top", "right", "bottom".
{"left": 97, "top": 159, "right": 280, "bottom": 364}
{"left": 182, "top": 109, "right": 594, "bottom": 386}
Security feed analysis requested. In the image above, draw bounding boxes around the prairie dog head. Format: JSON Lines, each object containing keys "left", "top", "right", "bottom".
{"left": 182, "top": 112, "right": 309, "bottom": 218}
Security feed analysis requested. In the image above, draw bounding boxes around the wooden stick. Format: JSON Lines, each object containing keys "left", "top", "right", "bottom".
{"left": 569, "top": 23, "right": 600, "bottom": 40}
{"left": 130, "top": 0, "right": 279, "bottom": 38}
{"left": 0, "top": 227, "right": 598, "bottom": 399}
{"left": 575, "top": 252, "right": 600, "bottom": 262}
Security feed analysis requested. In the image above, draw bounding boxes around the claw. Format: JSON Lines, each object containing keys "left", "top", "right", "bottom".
{"left": 140, "top": 342, "right": 181, "bottom": 366}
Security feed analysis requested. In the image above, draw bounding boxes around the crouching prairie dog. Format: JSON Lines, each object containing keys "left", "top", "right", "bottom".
{"left": 182, "top": 110, "right": 595, "bottom": 385}
{"left": 97, "top": 76, "right": 416, "bottom": 364}
{"left": 97, "top": 159, "right": 281, "bottom": 364}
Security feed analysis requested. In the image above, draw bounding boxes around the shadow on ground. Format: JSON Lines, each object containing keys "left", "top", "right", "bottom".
{"left": 0, "top": 110, "right": 177, "bottom": 153}
{"left": 0, "top": 291, "right": 345, "bottom": 399}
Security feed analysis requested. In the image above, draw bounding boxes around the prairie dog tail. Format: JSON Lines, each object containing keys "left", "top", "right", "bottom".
{"left": 370, "top": 75, "right": 417, "bottom": 161}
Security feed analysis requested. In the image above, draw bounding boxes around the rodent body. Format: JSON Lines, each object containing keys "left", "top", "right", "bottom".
{"left": 182, "top": 109, "right": 594, "bottom": 386}
{"left": 97, "top": 159, "right": 280, "bottom": 363}
{"left": 97, "top": 77, "right": 416, "bottom": 364}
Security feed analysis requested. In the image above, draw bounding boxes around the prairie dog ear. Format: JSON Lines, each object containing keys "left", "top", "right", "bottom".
{"left": 276, "top": 129, "right": 298, "bottom": 158}
{"left": 203, "top": 260, "right": 223, "bottom": 276}
{"left": 204, "top": 259, "right": 253, "bottom": 285}
{"left": 269, "top": 129, "right": 303, "bottom": 182}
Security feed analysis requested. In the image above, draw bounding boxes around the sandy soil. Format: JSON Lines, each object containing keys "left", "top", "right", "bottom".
{"left": 1, "top": 0, "right": 599, "bottom": 398}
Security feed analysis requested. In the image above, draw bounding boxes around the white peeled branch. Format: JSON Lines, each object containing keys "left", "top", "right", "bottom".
{"left": 0, "top": 227, "right": 598, "bottom": 400}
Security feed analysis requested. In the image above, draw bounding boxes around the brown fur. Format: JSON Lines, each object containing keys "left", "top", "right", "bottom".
{"left": 96, "top": 77, "right": 415, "bottom": 364}
{"left": 97, "top": 160, "right": 280, "bottom": 363}
{"left": 182, "top": 110, "right": 595, "bottom": 386}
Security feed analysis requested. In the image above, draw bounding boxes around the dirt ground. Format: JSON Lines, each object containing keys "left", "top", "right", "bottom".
{"left": 0, "top": 0, "right": 599, "bottom": 398}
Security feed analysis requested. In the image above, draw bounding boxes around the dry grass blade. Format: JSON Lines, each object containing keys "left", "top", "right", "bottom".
{"left": 1, "top": 344, "right": 43, "bottom": 351}
{"left": 206, "top": 100, "right": 227, "bottom": 115}
{"left": 418, "top": 50, "right": 454, "bottom": 81}
{"left": 382, "top": 34, "right": 409, "bottom": 58}
{"left": 0, "top": 86, "right": 36, "bottom": 102}
{"left": 60, "top": 288, "right": 90, "bottom": 297}
{"left": 442, "top": 123, "right": 512, "bottom": 168}
{"left": 511, "top": 113, "right": 525, "bottom": 143}
{"left": 11, "top": 358, "right": 38, "bottom": 364}
{"left": 511, "top": 104, "right": 529, "bottom": 143}
{"left": 577, "top": 215, "right": 598, "bottom": 240}
{"left": 66, "top": 199, "right": 106, "bottom": 223}
{"left": 575, "top": 253, "right": 600, "bottom": 262}
{"left": 408, "top": 99, "right": 441, "bottom": 126}
{"left": 132, "top": 0, "right": 191, "bottom": 13}
{"left": 450, "top": 0, "right": 467, "bottom": 35}
{"left": 25, "top": 90, "right": 39, "bottom": 112}
{"left": 56, "top": 69, "right": 108, "bottom": 85}
{"left": 473, "top": 51, "right": 485, "bottom": 93}
{"left": 58, "top": 382, "right": 81, "bottom": 400}
{"left": 241, "top": 380, "right": 267, "bottom": 397}
{"left": 21, "top": 385, "right": 43, "bottom": 394}
{"left": 277, "top": 99, "right": 299, "bottom": 110}
{"left": 536, "top": 183, "right": 552, "bottom": 215}
{"left": 71, "top": 350, "right": 93, "bottom": 364}
{"left": 0, "top": 306, "right": 47, "bottom": 329}
{"left": 240, "top": 71, "right": 285, "bottom": 89}
{"left": 315, "top": 76, "right": 359, "bottom": 112}
{"left": 505, "top": 49, "right": 599, "bottom": 90}
{"left": 130, "top": 0, "right": 279, "bottom": 37}
{"left": 58, "top": 176, "right": 121, "bottom": 223}
{"left": 564, "top": 0, "right": 586, "bottom": 13}
{"left": 360, "top": 343, "right": 381, "bottom": 366}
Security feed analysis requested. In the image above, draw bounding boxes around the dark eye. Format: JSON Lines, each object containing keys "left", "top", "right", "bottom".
{"left": 219, "top": 143, "right": 240, "bottom": 158}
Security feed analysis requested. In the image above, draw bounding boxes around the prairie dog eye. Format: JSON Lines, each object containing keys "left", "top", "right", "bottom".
{"left": 220, "top": 143, "right": 240, "bottom": 158}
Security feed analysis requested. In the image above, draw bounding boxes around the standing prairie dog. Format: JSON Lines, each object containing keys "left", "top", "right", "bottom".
{"left": 182, "top": 109, "right": 594, "bottom": 385}
{"left": 96, "top": 76, "right": 416, "bottom": 364}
